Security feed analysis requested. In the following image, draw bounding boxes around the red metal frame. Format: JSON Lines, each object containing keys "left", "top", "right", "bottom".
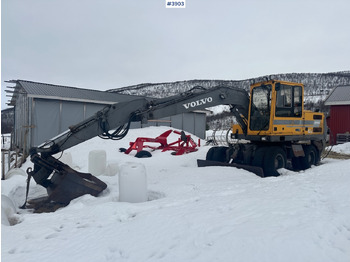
{"left": 123, "top": 130, "right": 198, "bottom": 156}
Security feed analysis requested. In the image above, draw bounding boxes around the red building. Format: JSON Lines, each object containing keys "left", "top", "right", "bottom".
{"left": 324, "top": 85, "right": 350, "bottom": 145}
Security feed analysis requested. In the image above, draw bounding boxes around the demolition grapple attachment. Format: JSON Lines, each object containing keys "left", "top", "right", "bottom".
{"left": 22, "top": 153, "right": 107, "bottom": 208}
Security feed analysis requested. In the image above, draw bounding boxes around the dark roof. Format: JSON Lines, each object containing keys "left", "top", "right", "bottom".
{"left": 6, "top": 80, "right": 143, "bottom": 106}
{"left": 324, "top": 85, "right": 350, "bottom": 106}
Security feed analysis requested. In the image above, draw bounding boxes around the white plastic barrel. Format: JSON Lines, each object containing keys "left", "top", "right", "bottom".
{"left": 1, "top": 195, "right": 16, "bottom": 226}
{"left": 5, "top": 168, "right": 26, "bottom": 179}
{"left": 119, "top": 162, "right": 148, "bottom": 203}
{"left": 106, "top": 161, "right": 119, "bottom": 176}
{"left": 60, "top": 152, "right": 73, "bottom": 166}
{"left": 88, "top": 150, "right": 107, "bottom": 176}
{"left": 53, "top": 152, "right": 73, "bottom": 166}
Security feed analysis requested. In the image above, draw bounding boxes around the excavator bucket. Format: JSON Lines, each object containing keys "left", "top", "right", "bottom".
{"left": 24, "top": 154, "right": 107, "bottom": 206}
{"left": 47, "top": 166, "right": 107, "bottom": 204}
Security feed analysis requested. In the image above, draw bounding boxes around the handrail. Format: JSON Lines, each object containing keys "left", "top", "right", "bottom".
{"left": 1, "top": 149, "right": 24, "bottom": 180}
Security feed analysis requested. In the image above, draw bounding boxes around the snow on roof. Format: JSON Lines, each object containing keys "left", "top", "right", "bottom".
{"left": 6, "top": 80, "right": 144, "bottom": 106}
{"left": 324, "top": 85, "right": 350, "bottom": 106}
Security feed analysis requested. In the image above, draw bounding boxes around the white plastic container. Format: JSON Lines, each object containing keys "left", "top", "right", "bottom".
{"left": 5, "top": 168, "right": 27, "bottom": 179}
{"left": 119, "top": 162, "right": 148, "bottom": 203}
{"left": 88, "top": 150, "right": 107, "bottom": 176}
{"left": 106, "top": 161, "right": 119, "bottom": 176}
{"left": 1, "top": 195, "right": 16, "bottom": 226}
{"left": 60, "top": 152, "right": 73, "bottom": 166}
{"left": 53, "top": 152, "right": 73, "bottom": 166}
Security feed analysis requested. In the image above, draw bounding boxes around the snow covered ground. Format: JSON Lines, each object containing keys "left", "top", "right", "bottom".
{"left": 2, "top": 126, "right": 350, "bottom": 262}
{"left": 328, "top": 142, "right": 350, "bottom": 155}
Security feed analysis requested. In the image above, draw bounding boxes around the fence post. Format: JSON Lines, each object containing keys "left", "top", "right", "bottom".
{"left": 7, "top": 151, "right": 11, "bottom": 173}
{"left": 1, "top": 151, "right": 5, "bottom": 180}
{"left": 15, "top": 150, "right": 18, "bottom": 168}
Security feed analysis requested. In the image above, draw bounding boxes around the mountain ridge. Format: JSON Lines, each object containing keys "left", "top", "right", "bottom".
{"left": 108, "top": 71, "right": 350, "bottom": 98}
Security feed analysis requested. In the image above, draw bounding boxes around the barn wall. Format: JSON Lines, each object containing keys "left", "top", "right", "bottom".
{"left": 170, "top": 114, "right": 182, "bottom": 130}
{"left": 194, "top": 112, "right": 206, "bottom": 139}
{"left": 60, "top": 101, "right": 84, "bottom": 133}
{"left": 33, "top": 99, "right": 60, "bottom": 146}
{"left": 329, "top": 105, "right": 350, "bottom": 144}
{"left": 13, "top": 91, "right": 30, "bottom": 153}
{"left": 31, "top": 99, "right": 106, "bottom": 147}
{"left": 183, "top": 113, "right": 195, "bottom": 135}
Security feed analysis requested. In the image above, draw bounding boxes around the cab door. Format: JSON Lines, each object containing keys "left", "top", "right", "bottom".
{"left": 272, "top": 83, "right": 304, "bottom": 135}
{"left": 248, "top": 84, "right": 272, "bottom": 133}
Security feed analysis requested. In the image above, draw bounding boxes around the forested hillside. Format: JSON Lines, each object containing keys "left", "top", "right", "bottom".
{"left": 109, "top": 71, "right": 350, "bottom": 97}
{"left": 109, "top": 71, "right": 350, "bottom": 129}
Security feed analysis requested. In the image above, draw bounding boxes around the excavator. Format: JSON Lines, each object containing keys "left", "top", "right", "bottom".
{"left": 23, "top": 80, "right": 327, "bottom": 206}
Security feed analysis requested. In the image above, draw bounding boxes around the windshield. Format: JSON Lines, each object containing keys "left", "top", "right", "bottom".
{"left": 249, "top": 85, "right": 271, "bottom": 131}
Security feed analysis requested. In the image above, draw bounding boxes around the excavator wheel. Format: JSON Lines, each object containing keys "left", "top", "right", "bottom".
{"left": 263, "top": 146, "right": 287, "bottom": 177}
{"left": 299, "top": 145, "right": 318, "bottom": 170}
{"left": 291, "top": 157, "right": 301, "bottom": 171}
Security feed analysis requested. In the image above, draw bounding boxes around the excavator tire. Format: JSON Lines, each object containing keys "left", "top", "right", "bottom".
{"left": 291, "top": 157, "right": 301, "bottom": 171}
{"left": 299, "top": 145, "right": 318, "bottom": 170}
{"left": 263, "top": 146, "right": 287, "bottom": 177}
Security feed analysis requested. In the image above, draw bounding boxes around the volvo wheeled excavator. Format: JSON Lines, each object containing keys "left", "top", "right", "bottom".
{"left": 23, "top": 80, "right": 327, "bottom": 206}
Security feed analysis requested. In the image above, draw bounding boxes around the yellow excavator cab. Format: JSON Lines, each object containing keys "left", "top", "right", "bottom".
{"left": 245, "top": 80, "right": 325, "bottom": 141}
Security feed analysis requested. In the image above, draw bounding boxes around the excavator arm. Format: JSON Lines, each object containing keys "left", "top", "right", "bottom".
{"left": 25, "top": 85, "right": 249, "bottom": 206}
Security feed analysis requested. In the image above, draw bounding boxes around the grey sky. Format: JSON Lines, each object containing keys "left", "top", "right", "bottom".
{"left": 2, "top": 0, "right": 350, "bottom": 109}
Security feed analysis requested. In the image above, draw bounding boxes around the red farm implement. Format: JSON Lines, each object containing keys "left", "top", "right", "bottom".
{"left": 120, "top": 130, "right": 199, "bottom": 157}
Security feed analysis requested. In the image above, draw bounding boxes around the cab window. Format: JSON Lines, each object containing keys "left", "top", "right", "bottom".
{"left": 250, "top": 85, "right": 271, "bottom": 131}
{"left": 275, "top": 84, "right": 302, "bottom": 117}
{"left": 293, "top": 86, "right": 302, "bottom": 116}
